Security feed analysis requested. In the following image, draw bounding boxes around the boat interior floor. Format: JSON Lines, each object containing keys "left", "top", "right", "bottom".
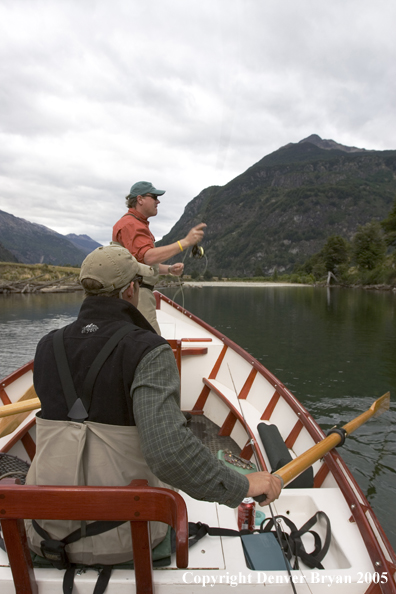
{"left": 0, "top": 452, "right": 30, "bottom": 484}
{"left": 187, "top": 414, "right": 241, "bottom": 457}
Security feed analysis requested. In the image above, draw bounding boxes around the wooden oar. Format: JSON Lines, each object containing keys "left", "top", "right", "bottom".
{"left": 275, "top": 392, "right": 390, "bottom": 488}
{"left": 0, "top": 386, "right": 40, "bottom": 438}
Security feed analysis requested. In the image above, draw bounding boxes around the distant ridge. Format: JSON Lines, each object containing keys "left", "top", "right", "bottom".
{"left": 283, "top": 134, "right": 366, "bottom": 154}
{"left": 66, "top": 234, "right": 102, "bottom": 254}
{"left": 0, "top": 210, "right": 90, "bottom": 266}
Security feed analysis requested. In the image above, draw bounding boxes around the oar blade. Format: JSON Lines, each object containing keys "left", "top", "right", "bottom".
{"left": 371, "top": 392, "right": 390, "bottom": 418}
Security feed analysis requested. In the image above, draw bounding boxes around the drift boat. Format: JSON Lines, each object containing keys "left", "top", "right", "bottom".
{"left": 0, "top": 291, "right": 395, "bottom": 594}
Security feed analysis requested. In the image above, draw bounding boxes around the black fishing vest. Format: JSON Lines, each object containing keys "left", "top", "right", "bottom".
{"left": 34, "top": 296, "right": 166, "bottom": 426}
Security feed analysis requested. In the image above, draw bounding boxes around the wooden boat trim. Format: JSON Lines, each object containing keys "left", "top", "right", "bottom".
{"left": 285, "top": 419, "right": 304, "bottom": 449}
{"left": 158, "top": 293, "right": 325, "bottom": 444}
{"left": 192, "top": 344, "right": 228, "bottom": 411}
{"left": 261, "top": 389, "right": 281, "bottom": 420}
{"left": 202, "top": 377, "right": 268, "bottom": 471}
{"left": 0, "top": 479, "right": 189, "bottom": 594}
{"left": 313, "top": 460, "right": 331, "bottom": 488}
{"left": 0, "top": 361, "right": 34, "bottom": 405}
{"left": 218, "top": 410, "right": 238, "bottom": 436}
{"left": 238, "top": 368, "right": 257, "bottom": 400}
{"left": 324, "top": 449, "right": 396, "bottom": 591}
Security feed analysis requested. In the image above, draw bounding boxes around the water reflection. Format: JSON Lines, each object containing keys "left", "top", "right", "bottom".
{"left": 0, "top": 293, "right": 83, "bottom": 378}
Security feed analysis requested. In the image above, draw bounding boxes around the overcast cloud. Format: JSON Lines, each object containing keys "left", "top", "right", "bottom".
{"left": 1, "top": 0, "right": 395, "bottom": 244}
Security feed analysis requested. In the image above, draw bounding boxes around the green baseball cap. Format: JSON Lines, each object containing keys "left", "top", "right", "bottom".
{"left": 129, "top": 181, "right": 165, "bottom": 197}
{"left": 80, "top": 244, "right": 154, "bottom": 294}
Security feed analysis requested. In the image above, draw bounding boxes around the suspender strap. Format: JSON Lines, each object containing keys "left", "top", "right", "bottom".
{"left": 53, "top": 324, "right": 133, "bottom": 422}
{"left": 81, "top": 325, "right": 133, "bottom": 413}
{"left": 53, "top": 327, "right": 81, "bottom": 416}
{"left": 63, "top": 564, "right": 112, "bottom": 594}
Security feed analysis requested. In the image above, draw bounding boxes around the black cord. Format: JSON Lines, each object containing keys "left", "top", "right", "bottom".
{"left": 268, "top": 503, "right": 298, "bottom": 594}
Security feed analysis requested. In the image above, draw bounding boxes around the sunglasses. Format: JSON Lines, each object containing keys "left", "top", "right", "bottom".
{"left": 144, "top": 194, "right": 159, "bottom": 200}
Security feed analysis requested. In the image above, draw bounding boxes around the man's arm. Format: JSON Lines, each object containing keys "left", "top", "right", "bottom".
{"left": 143, "top": 223, "right": 206, "bottom": 266}
{"left": 131, "top": 345, "right": 281, "bottom": 507}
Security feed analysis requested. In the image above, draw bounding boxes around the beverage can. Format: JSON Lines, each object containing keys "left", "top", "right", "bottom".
{"left": 238, "top": 497, "right": 256, "bottom": 531}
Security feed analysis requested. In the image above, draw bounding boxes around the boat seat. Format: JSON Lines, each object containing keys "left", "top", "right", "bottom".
{"left": 0, "top": 478, "right": 188, "bottom": 594}
{"left": 257, "top": 422, "right": 314, "bottom": 488}
{"left": 167, "top": 338, "right": 210, "bottom": 376}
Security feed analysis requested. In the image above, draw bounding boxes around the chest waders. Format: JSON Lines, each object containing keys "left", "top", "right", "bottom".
{"left": 33, "top": 324, "right": 133, "bottom": 594}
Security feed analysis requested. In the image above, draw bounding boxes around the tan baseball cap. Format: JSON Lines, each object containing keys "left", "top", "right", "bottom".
{"left": 80, "top": 243, "right": 154, "bottom": 294}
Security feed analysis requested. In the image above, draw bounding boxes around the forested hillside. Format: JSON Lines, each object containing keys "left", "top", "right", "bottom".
{"left": 158, "top": 135, "right": 396, "bottom": 277}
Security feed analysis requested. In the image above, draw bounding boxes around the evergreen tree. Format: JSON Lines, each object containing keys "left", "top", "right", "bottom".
{"left": 381, "top": 198, "right": 396, "bottom": 248}
{"left": 352, "top": 222, "right": 386, "bottom": 270}
{"left": 321, "top": 235, "right": 350, "bottom": 273}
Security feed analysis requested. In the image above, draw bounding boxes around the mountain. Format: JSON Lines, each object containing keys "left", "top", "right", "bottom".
{"left": 282, "top": 133, "right": 366, "bottom": 154}
{"left": 66, "top": 234, "right": 102, "bottom": 254}
{"left": 0, "top": 210, "right": 89, "bottom": 265}
{"left": 0, "top": 241, "right": 18, "bottom": 263}
{"left": 158, "top": 135, "right": 396, "bottom": 276}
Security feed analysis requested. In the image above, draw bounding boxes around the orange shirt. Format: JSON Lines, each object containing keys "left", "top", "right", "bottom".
{"left": 112, "top": 208, "right": 155, "bottom": 263}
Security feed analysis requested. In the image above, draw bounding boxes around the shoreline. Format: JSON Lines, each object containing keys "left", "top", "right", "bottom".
{"left": 179, "top": 281, "right": 308, "bottom": 287}
{"left": 163, "top": 281, "right": 396, "bottom": 291}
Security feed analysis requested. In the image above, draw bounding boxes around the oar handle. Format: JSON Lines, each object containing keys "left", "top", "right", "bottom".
{"left": 0, "top": 397, "right": 41, "bottom": 419}
{"left": 275, "top": 392, "right": 390, "bottom": 488}
{"left": 253, "top": 474, "right": 284, "bottom": 504}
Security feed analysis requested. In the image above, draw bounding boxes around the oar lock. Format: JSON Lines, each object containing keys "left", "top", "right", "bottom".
{"left": 325, "top": 426, "right": 347, "bottom": 447}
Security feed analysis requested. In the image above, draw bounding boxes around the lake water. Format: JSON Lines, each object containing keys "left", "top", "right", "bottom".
{"left": 1, "top": 285, "right": 395, "bottom": 551}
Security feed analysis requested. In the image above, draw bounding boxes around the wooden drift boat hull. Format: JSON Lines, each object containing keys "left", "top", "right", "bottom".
{"left": 0, "top": 291, "right": 395, "bottom": 593}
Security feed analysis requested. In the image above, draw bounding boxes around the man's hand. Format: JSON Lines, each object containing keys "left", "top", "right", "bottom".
{"left": 246, "top": 472, "right": 282, "bottom": 506}
{"left": 182, "top": 223, "right": 206, "bottom": 249}
{"left": 169, "top": 263, "right": 184, "bottom": 276}
{"left": 144, "top": 223, "right": 207, "bottom": 266}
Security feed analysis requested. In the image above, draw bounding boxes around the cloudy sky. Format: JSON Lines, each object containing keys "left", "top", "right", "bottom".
{"left": 1, "top": 0, "right": 395, "bottom": 244}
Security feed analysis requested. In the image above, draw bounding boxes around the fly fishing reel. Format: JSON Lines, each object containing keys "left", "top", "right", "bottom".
{"left": 191, "top": 244, "right": 204, "bottom": 259}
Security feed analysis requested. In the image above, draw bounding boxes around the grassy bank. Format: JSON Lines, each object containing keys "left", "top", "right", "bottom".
{"left": 1, "top": 261, "right": 395, "bottom": 290}
{"left": 0, "top": 262, "right": 80, "bottom": 283}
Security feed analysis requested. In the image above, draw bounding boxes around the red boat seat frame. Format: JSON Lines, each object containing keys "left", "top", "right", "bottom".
{"left": 167, "top": 339, "right": 210, "bottom": 377}
{"left": 0, "top": 478, "right": 188, "bottom": 594}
